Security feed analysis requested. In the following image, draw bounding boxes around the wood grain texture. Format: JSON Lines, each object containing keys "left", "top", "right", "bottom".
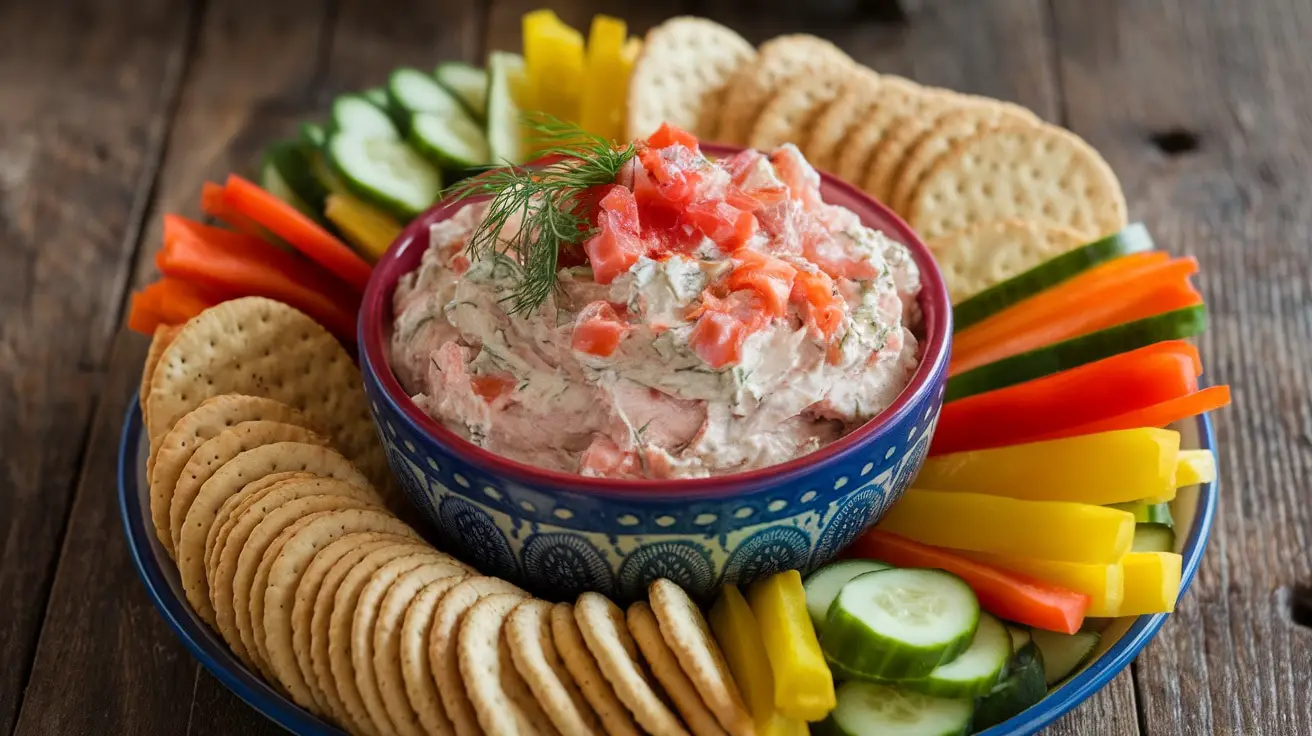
{"left": 0, "top": 0, "right": 195, "bottom": 733}
{"left": 1051, "top": 0, "right": 1312, "bottom": 734}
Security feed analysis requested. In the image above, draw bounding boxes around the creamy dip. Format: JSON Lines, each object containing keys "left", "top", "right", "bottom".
{"left": 391, "top": 128, "right": 921, "bottom": 479}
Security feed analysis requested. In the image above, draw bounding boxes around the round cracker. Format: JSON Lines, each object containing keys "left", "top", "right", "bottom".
{"left": 906, "top": 124, "right": 1128, "bottom": 240}
{"left": 400, "top": 577, "right": 469, "bottom": 736}
{"left": 861, "top": 91, "right": 972, "bottom": 205}
{"left": 140, "top": 324, "right": 181, "bottom": 450}
{"left": 928, "top": 218, "right": 1088, "bottom": 303}
{"left": 649, "top": 579, "right": 753, "bottom": 736}
{"left": 191, "top": 441, "right": 371, "bottom": 636}
{"left": 302, "top": 536, "right": 425, "bottom": 723}
{"left": 506, "top": 599, "right": 603, "bottom": 736}
{"left": 889, "top": 104, "right": 1041, "bottom": 214}
{"left": 378, "top": 571, "right": 468, "bottom": 736}
{"left": 574, "top": 592, "right": 686, "bottom": 736}
{"left": 207, "top": 471, "right": 317, "bottom": 589}
{"left": 459, "top": 595, "right": 555, "bottom": 736}
{"left": 551, "top": 603, "right": 642, "bottom": 736}
{"left": 264, "top": 508, "right": 424, "bottom": 711}
{"left": 746, "top": 66, "right": 864, "bottom": 151}
{"left": 626, "top": 16, "right": 755, "bottom": 140}
{"left": 716, "top": 34, "right": 854, "bottom": 145}
{"left": 429, "top": 577, "right": 528, "bottom": 736}
{"left": 802, "top": 80, "right": 883, "bottom": 174}
{"left": 628, "top": 602, "right": 727, "bottom": 736}
{"left": 832, "top": 79, "right": 927, "bottom": 185}
{"left": 144, "top": 296, "right": 389, "bottom": 490}
{"left": 352, "top": 554, "right": 466, "bottom": 735}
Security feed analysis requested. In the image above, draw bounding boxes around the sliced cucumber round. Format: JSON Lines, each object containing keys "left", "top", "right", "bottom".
{"left": 817, "top": 681, "right": 973, "bottom": 736}
{"left": 804, "top": 560, "right": 893, "bottom": 632}
{"left": 388, "top": 67, "right": 468, "bottom": 121}
{"left": 435, "top": 61, "right": 489, "bottom": 121}
{"left": 331, "top": 94, "right": 399, "bottom": 139}
{"left": 954, "top": 224, "right": 1155, "bottom": 332}
{"left": 326, "top": 133, "right": 441, "bottom": 221}
{"left": 821, "top": 568, "right": 980, "bottom": 681}
{"left": 1132, "top": 524, "right": 1176, "bottom": 553}
{"left": 262, "top": 140, "right": 329, "bottom": 214}
{"left": 971, "top": 642, "right": 1047, "bottom": 730}
{"left": 1006, "top": 624, "right": 1032, "bottom": 655}
{"left": 486, "top": 51, "right": 527, "bottom": 165}
{"left": 299, "top": 121, "right": 327, "bottom": 151}
{"left": 902, "top": 612, "right": 1010, "bottom": 699}
{"left": 361, "top": 86, "right": 390, "bottom": 109}
{"left": 945, "top": 304, "right": 1209, "bottom": 402}
{"left": 1030, "top": 629, "right": 1100, "bottom": 686}
{"left": 409, "top": 112, "right": 490, "bottom": 170}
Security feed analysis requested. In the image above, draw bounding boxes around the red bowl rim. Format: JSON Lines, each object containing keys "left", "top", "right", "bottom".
{"left": 359, "top": 143, "right": 953, "bottom": 497}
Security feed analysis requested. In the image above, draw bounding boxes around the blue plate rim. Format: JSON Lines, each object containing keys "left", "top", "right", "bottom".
{"left": 118, "top": 394, "right": 1219, "bottom": 736}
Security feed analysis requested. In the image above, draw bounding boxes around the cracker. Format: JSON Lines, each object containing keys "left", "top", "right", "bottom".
{"left": 551, "top": 603, "right": 642, "bottom": 736}
{"left": 906, "top": 124, "right": 1128, "bottom": 240}
{"left": 207, "top": 471, "right": 317, "bottom": 591}
{"left": 649, "top": 579, "right": 753, "bottom": 736}
{"left": 832, "top": 78, "right": 926, "bottom": 185}
{"left": 746, "top": 66, "right": 858, "bottom": 151}
{"left": 377, "top": 570, "right": 468, "bottom": 736}
{"left": 310, "top": 539, "right": 433, "bottom": 726}
{"left": 144, "top": 296, "right": 388, "bottom": 490}
{"left": 140, "top": 323, "right": 181, "bottom": 436}
{"left": 801, "top": 79, "right": 884, "bottom": 174}
{"left": 193, "top": 440, "right": 372, "bottom": 638}
{"left": 928, "top": 218, "right": 1087, "bottom": 303}
{"left": 716, "top": 34, "right": 854, "bottom": 145}
{"left": 506, "top": 599, "right": 603, "bottom": 736}
{"left": 459, "top": 595, "right": 556, "bottom": 735}
{"left": 861, "top": 90, "right": 970, "bottom": 206}
{"left": 628, "top": 601, "right": 727, "bottom": 736}
{"left": 574, "top": 592, "right": 686, "bottom": 736}
{"left": 626, "top": 17, "right": 755, "bottom": 140}
{"left": 400, "top": 577, "right": 469, "bottom": 736}
{"left": 429, "top": 577, "right": 528, "bottom": 736}
{"left": 264, "top": 506, "right": 426, "bottom": 712}
{"left": 889, "top": 104, "right": 1040, "bottom": 215}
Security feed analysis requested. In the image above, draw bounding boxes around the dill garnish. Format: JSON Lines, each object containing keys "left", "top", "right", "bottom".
{"left": 443, "top": 113, "right": 637, "bottom": 315}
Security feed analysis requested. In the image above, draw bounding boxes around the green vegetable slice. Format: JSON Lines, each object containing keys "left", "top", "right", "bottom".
{"left": 1132, "top": 524, "right": 1176, "bottom": 552}
{"left": 262, "top": 141, "right": 329, "bottom": 215}
{"left": 387, "top": 67, "right": 469, "bottom": 122}
{"left": 1006, "top": 624, "right": 1032, "bottom": 655}
{"left": 971, "top": 642, "right": 1047, "bottom": 730}
{"left": 954, "top": 224, "right": 1155, "bottom": 331}
{"left": 486, "top": 51, "right": 527, "bottom": 165}
{"left": 1030, "top": 629, "right": 1100, "bottom": 686}
{"left": 409, "top": 112, "right": 490, "bottom": 170}
{"left": 362, "top": 86, "right": 389, "bottom": 109}
{"left": 902, "top": 612, "right": 1011, "bottom": 699}
{"left": 803, "top": 560, "right": 893, "bottom": 632}
{"left": 1108, "top": 501, "right": 1174, "bottom": 527}
{"left": 326, "top": 133, "right": 441, "bottom": 220}
{"left": 817, "top": 681, "right": 973, "bottom": 736}
{"left": 299, "top": 121, "right": 327, "bottom": 151}
{"left": 435, "top": 61, "right": 489, "bottom": 120}
{"left": 330, "top": 94, "right": 399, "bottom": 138}
{"left": 945, "top": 304, "right": 1209, "bottom": 402}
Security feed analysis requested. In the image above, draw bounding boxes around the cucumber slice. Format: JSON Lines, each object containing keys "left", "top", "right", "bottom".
{"left": 486, "top": 51, "right": 527, "bottom": 165}
{"left": 299, "top": 122, "right": 327, "bottom": 151}
{"left": 1006, "top": 625, "right": 1032, "bottom": 655}
{"left": 1030, "top": 629, "right": 1100, "bottom": 686}
{"left": 388, "top": 67, "right": 469, "bottom": 122}
{"left": 326, "top": 133, "right": 442, "bottom": 220}
{"left": 821, "top": 568, "right": 980, "bottom": 681}
{"left": 817, "top": 681, "right": 973, "bottom": 736}
{"left": 409, "top": 112, "right": 490, "bottom": 170}
{"left": 1132, "top": 524, "right": 1176, "bottom": 553}
{"left": 260, "top": 152, "right": 313, "bottom": 216}
{"left": 331, "top": 94, "right": 398, "bottom": 138}
{"left": 362, "top": 86, "right": 389, "bottom": 109}
{"left": 1109, "top": 501, "right": 1174, "bottom": 527}
{"left": 945, "top": 304, "right": 1209, "bottom": 402}
{"left": 903, "top": 613, "right": 1010, "bottom": 699}
{"left": 954, "top": 224, "right": 1155, "bottom": 331}
{"left": 435, "top": 61, "right": 489, "bottom": 120}
{"left": 804, "top": 560, "right": 893, "bottom": 631}
{"left": 972, "top": 642, "right": 1047, "bottom": 730}
{"left": 308, "top": 149, "right": 349, "bottom": 197}
{"left": 262, "top": 141, "right": 329, "bottom": 214}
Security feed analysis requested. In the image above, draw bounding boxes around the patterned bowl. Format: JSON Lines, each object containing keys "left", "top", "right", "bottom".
{"left": 357, "top": 144, "right": 953, "bottom": 602}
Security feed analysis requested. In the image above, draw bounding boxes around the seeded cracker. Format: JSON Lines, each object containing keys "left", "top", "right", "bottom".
{"left": 551, "top": 602, "right": 643, "bottom": 736}
{"left": 929, "top": 218, "right": 1087, "bottom": 303}
{"left": 715, "top": 34, "right": 854, "bottom": 145}
{"left": 628, "top": 601, "right": 728, "bottom": 736}
{"left": 429, "top": 576, "right": 528, "bottom": 736}
{"left": 649, "top": 579, "right": 754, "bottom": 736}
{"left": 626, "top": 17, "right": 755, "bottom": 140}
{"left": 399, "top": 576, "right": 469, "bottom": 736}
{"left": 507, "top": 599, "right": 604, "bottom": 736}
{"left": 459, "top": 595, "right": 557, "bottom": 735}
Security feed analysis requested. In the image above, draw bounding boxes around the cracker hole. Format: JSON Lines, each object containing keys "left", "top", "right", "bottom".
{"left": 1149, "top": 128, "right": 1200, "bottom": 156}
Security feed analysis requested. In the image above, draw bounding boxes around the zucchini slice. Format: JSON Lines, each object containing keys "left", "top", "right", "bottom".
{"left": 326, "top": 132, "right": 442, "bottom": 221}
{"left": 803, "top": 560, "right": 893, "bottom": 632}
{"left": 435, "top": 61, "right": 489, "bottom": 120}
{"left": 330, "top": 94, "right": 399, "bottom": 139}
{"left": 485, "top": 51, "right": 527, "bottom": 165}
{"left": 1030, "top": 629, "right": 1100, "bottom": 686}
{"left": 818, "top": 681, "right": 973, "bottom": 736}
{"left": 901, "top": 612, "right": 1011, "bottom": 699}
{"left": 409, "top": 111, "right": 490, "bottom": 170}
{"left": 971, "top": 642, "right": 1047, "bottom": 730}
{"left": 954, "top": 224, "right": 1155, "bottom": 332}
{"left": 945, "top": 304, "right": 1209, "bottom": 402}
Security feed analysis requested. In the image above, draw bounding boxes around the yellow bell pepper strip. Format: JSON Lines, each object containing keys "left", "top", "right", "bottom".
{"left": 709, "top": 585, "right": 810, "bottom": 736}
{"left": 1175, "top": 449, "right": 1216, "bottom": 486}
{"left": 747, "top": 570, "right": 836, "bottom": 721}
{"left": 914, "top": 428, "right": 1180, "bottom": 505}
{"left": 324, "top": 193, "right": 402, "bottom": 263}
{"left": 953, "top": 551, "right": 1125, "bottom": 617}
{"left": 1114, "top": 552, "right": 1182, "bottom": 615}
{"left": 878, "top": 489, "right": 1136, "bottom": 564}
{"left": 578, "top": 15, "right": 633, "bottom": 142}
{"left": 522, "top": 9, "right": 585, "bottom": 123}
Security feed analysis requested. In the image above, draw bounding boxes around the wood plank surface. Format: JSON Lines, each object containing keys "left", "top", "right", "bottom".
{"left": 1050, "top": 1, "right": 1312, "bottom": 734}
{"left": 0, "top": 1, "right": 196, "bottom": 733}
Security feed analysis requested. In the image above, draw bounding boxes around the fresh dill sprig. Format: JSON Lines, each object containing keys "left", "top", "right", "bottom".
{"left": 442, "top": 113, "right": 637, "bottom": 315}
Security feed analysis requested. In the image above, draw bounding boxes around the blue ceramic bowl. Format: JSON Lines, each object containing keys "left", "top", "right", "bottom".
{"left": 357, "top": 144, "right": 954, "bottom": 602}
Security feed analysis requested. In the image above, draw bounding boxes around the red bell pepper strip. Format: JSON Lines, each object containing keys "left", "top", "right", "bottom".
{"left": 221, "top": 175, "right": 372, "bottom": 293}
{"left": 931, "top": 341, "right": 1201, "bottom": 455}
{"left": 845, "top": 530, "right": 1090, "bottom": 634}
{"left": 126, "top": 277, "right": 223, "bottom": 335}
{"left": 201, "top": 181, "right": 276, "bottom": 240}
{"left": 1029, "top": 385, "right": 1232, "bottom": 442}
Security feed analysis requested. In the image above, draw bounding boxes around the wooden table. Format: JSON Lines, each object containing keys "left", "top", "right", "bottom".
{"left": 1, "top": 0, "right": 1308, "bottom": 733}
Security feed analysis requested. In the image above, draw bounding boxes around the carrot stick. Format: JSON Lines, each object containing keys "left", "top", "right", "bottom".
{"left": 931, "top": 341, "right": 1202, "bottom": 455}
{"left": 127, "top": 290, "right": 165, "bottom": 335}
{"left": 952, "top": 256, "right": 1201, "bottom": 374}
{"left": 201, "top": 181, "right": 275, "bottom": 240}
{"left": 845, "top": 531, "right": 1090, "bottom": 634}
{"left": 222, "top": 175, "right": 372, "bottom": 293}
{"left": 127, "top": 277, "right": 222, "bottom": 334}
{"left": 1029, "top": 386, "right": 1232, "bottom": 442}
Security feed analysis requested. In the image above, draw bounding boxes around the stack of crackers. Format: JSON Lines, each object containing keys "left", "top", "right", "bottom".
{"left": 626, "top": 17, "right": 1130, "bottom": 305}
{"left": 137, "top": 297, "right": 754, "bottom": 736}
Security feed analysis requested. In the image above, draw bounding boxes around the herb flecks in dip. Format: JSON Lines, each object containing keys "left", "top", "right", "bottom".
{"left": 391, "top": 123, "right": 922, "bottom": 479}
